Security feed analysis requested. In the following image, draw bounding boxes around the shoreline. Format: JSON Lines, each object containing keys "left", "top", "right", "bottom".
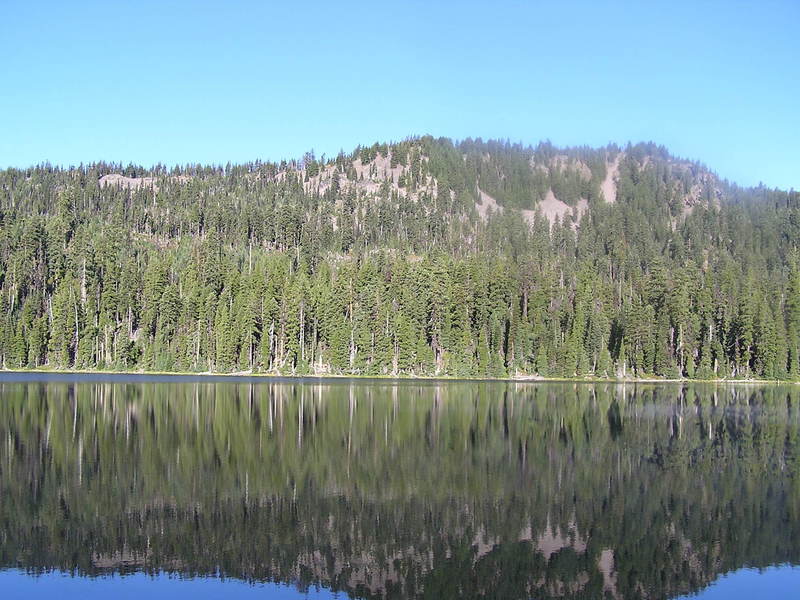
{"left": 0, "top": 368, "right": 795, "bottom": 385}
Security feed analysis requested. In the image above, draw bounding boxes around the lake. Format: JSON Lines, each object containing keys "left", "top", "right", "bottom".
{"left": 0, "top": 374, "right": 798, "bottom": 599}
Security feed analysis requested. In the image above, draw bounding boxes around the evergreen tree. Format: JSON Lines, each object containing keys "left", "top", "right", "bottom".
{"left": 0, "top": 137, "right": 795, "bottom": 379}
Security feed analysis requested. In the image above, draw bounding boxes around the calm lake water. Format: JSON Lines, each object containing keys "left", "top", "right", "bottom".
{"left": 0, "top": 374, "right": 798, "bottom": 599}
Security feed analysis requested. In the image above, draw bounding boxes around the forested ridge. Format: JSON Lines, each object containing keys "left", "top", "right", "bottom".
{"left": 1, "top": 136, "right": 799, "bottom": 379}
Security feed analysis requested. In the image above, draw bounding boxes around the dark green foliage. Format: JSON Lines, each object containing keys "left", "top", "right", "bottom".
{"left": 0, "top": 137, "right": 797, "bottom": 379}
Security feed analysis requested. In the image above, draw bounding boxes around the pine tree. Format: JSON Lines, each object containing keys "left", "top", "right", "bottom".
{"left": 0, "top": 137, "right": 796, "bottom": 380}
{"left": 787, "top": 257, "right": 800, "bottom": 377}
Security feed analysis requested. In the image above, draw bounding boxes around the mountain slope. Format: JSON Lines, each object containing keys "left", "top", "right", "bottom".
{"left": 0, "top": 136, "right": 798, "bottom": 379}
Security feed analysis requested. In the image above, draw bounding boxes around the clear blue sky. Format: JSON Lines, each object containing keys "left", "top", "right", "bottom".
{"left": 1, "top": 0, "right": 798, "bottom": 189}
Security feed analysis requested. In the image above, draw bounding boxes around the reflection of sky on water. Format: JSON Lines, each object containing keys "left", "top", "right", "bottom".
{"left": 2, "top": 565, "right": 798, "bottom": 599}
{"left": 0, "top": 569, "right": 340, "bottom": 599}
{"left": 677, "top": 565, "right": 800, "bottom": 599}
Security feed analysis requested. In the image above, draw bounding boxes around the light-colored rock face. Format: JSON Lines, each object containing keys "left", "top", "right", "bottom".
{"left": 300, "top": 151, "right": 437, "bottom": 210}
{"left": 538, "top": 189, "right": 573, "bottom": 224}
{"left": 99, "top": 174, "right": 157, "bottom": 190}
{"left": 98, "top": 174, "right": 191, "bottom": 191}
{"left": 106, "top": 144, "right": 719, "bottom": 238}
{"left": 291, "top": 144, "right": 726, "bottom": 236}
{"left": 601, "top": 153, "right": 621, "bottom": 204}
{"left": 682, "top": 172, "right": 723, "bottom": 216}
{"left": 298, "top": 147, "right": 599, "bottom": 232}
{"left": 535, "top": 191, "right": 588, "bottom": 227}
{"left": 476, "top": 187, "right": 587, "bottom": 228}
{"left": 476, "top": 187, "right": 503, "bottom": 219}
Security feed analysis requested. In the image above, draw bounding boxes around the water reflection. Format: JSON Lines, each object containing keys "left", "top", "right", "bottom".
{"left": 0, "top": 569, "right": 337, "bottom": 599}
{"left": 0, "top": 378, "right": 798, "bottom": 599}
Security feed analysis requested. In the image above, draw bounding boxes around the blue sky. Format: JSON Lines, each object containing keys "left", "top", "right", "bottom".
{"left": 1, "top": 0, "right": 798, "bottom": 189}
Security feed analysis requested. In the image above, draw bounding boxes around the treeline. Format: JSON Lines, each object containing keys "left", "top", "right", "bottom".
{"left": 0, "top": 136, "right": 799, "bottom": 378}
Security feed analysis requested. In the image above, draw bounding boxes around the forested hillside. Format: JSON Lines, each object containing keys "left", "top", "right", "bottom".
{"left": 0, "top": 136, "right": 798, "bottom": 379}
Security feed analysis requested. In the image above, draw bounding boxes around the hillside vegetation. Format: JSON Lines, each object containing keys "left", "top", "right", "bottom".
{"left": 1, "top": 136, "right": 799, "bottom": 379}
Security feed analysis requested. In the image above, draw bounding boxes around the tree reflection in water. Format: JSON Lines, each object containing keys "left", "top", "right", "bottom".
{"left": 0, "top": 379, "right": 798, "bottom": 599}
